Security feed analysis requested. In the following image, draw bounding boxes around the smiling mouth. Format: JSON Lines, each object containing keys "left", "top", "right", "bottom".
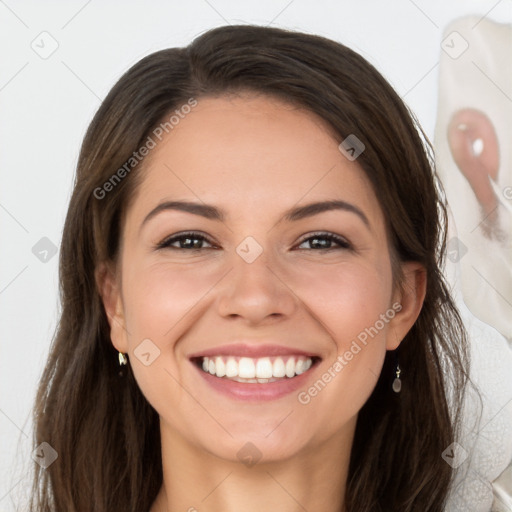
{"left": 191, "top": 355, "right": 321, "bottom": 383}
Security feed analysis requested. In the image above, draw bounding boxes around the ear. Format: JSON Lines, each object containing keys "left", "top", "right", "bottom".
{"left": 386, "top": 262, "right": 427, "bottom": 350}
{"left": 95, "top": 261, "right": 128, "bottom": 353}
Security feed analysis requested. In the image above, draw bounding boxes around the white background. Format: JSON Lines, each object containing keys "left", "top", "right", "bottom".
{"left": 1, "top": 1, "right": 511, "bottom": 510}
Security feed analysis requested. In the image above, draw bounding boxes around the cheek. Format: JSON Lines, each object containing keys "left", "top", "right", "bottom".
{"left": 124, "top": 261, "right": 219, "bottom": 342}
{"left": 290, "top": 261, "right": 392, "bottom": 423}
{"left": 118, "top": 264, "right": 226, "bottom": 430}
{"left": 289, "top": 258, "right": 393, "bottom": 340}
{"left": 120, "top": 261, "right": 224, "bottom": 404}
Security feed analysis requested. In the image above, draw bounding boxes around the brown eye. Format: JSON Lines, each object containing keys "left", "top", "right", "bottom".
{"left": 296, "top": 232, "right": 352, "bottom": 251}
{"left": 156, "top": 232, "right": 215, "bottom": 250}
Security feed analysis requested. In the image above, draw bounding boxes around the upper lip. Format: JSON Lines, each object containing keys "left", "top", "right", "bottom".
{"left": 188, "top": 343, "right": 321, "bottom": 359}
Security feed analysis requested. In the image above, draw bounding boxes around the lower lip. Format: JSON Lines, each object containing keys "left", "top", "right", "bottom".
{"left": 193, "top": 361, "right": 319, "bottom": 401}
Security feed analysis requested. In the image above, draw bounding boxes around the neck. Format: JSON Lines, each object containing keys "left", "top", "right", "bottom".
{"left": 150, "top": 418, "right": 355, "bottom": 512}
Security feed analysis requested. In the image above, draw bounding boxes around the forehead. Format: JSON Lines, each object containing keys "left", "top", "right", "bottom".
{"left": 126, "top": 94, "right": 384, "bottom": 231}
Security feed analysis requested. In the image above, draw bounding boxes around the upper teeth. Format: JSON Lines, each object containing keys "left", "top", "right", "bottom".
{"left": 201, "top": 356, "right": 313, "bottom": 380}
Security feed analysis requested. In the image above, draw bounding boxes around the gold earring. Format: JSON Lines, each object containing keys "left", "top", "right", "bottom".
{"left": 118, "top": 352, "right": 128, "bottom": 366}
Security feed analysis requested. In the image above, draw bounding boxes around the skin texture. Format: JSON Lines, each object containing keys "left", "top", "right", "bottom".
{"left": 97, "top": 94, "right": 426, "bottom": 512}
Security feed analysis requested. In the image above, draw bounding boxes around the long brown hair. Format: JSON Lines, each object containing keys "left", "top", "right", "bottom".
{"left": 28, "top": 24, "right": 472, "bottom": 511}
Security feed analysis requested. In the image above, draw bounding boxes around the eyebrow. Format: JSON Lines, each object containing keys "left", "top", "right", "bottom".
{"left": 140, "top": 199, "right": 371, "bottom": 232}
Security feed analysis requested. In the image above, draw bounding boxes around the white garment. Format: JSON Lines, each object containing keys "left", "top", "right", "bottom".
{"left": 440, "top": 206, "right": 512, "bottom": 512}
{"left": 433, "top": 15, "right": 512, "bottom": 511}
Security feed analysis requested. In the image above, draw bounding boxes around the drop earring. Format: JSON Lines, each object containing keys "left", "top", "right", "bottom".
{"left": 392, "top": 352, "right": 402, "bottom": 393}
{"left": 118, "top": 352, "right": 128, "bottom": 377}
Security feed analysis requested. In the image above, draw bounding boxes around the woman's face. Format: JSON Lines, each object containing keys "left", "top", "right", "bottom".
{"left": 101, "top": 93, "right": 424, "bottom": 463}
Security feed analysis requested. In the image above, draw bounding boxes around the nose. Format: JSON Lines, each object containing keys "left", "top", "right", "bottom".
{"left": 216, "top": 244, "right": 298, "bottom": 325}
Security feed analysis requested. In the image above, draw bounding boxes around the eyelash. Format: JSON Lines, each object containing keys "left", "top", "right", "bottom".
{"left": 154, "top": 231, "right": 353, "bottom": 252}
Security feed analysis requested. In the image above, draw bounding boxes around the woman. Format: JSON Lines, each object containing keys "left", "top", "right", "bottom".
{"left": 29, "top": 24, "right": 472, "bottom": 511}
